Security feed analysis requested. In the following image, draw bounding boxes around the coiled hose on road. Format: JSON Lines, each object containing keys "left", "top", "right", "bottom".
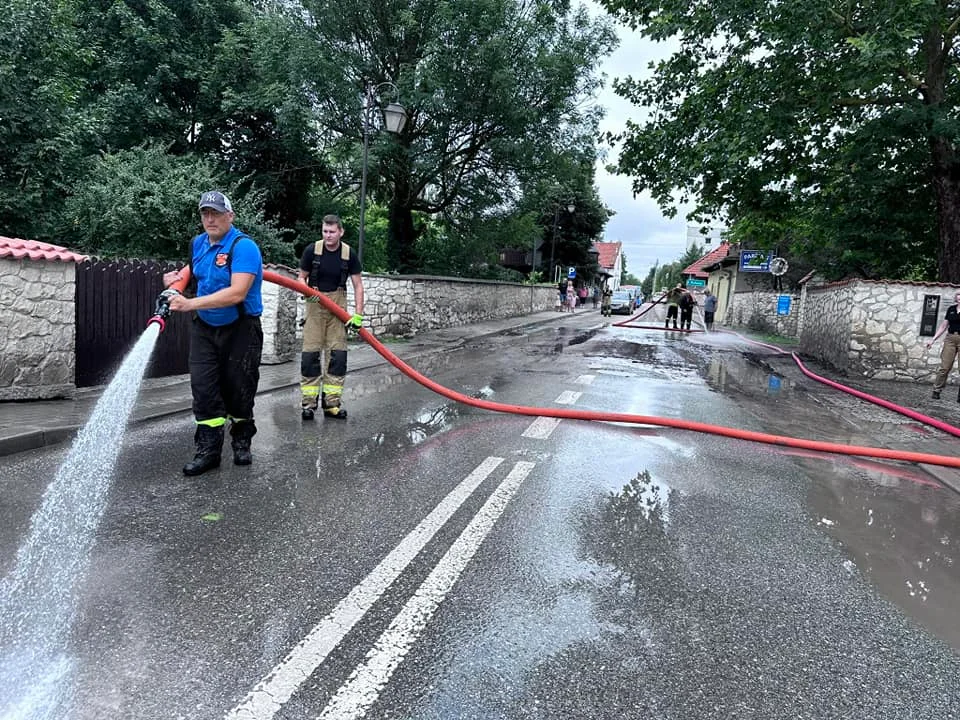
{"left": 263, "top": 271, "right": 960, "bottom": 471}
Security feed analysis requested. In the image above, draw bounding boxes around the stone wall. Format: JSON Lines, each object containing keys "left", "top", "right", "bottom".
{"left": 799, "top": 280, "right": 950, "bottom": 380}
{"left": 359, "top": 274, "right": 556, "bottom": 336}
{"left": 0, "top": 258, "right": 77, "bottom": 399}
{"left": 725, "top": 290, "right": 801, "bottom": 338}
{"left": 290, "top": 269, "right": 557, "bottom": 339}
{"left": 260, "top": 275, "right": 299, "bottom": 364}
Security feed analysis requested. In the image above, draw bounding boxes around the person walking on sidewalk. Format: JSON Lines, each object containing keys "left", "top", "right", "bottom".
{"left": 926, "top": 289, "right": 960, "bottom": 399}
{"left": 162, "top": 191, "right": 264, "bottom": 476}
{"left": 298, "top": 214, "right": 364, "bottom": 420}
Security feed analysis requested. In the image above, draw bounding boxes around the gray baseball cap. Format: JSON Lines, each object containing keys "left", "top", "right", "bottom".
{"left": 198, "top": 191, "right": 233, "bottom": 213}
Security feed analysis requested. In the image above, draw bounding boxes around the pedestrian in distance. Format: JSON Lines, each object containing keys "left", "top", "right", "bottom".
{"left": 601, "top": 285, "right": 612, "bottom": 317}
{"left": 298, "top": 214, "right": 364, "bottom": 420}
{"left": 926, "top": 289, "right": 960, "bottom": 400}
{"left": 665, "top": 283, "right": 684, "bottom": 329}
{"left": 678, "top": 288, "right": 696, "bottom": 330}
{"left": 592, "top": 286, "right": 599, "bottom": 309}
{"left": 703, "top": 287, "right": 718, "bottom": 331}
{"left": 557, "top": 280, "right": 566, "bottom": 312}
{"left": 162, "top": 191, "right": 264, "bottom": 476}
{"left": 567, "top": 280, "right": 577, "bottom": 312}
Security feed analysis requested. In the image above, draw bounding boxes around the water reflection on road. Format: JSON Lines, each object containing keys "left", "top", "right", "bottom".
{"left": 802, "top": 457, "right": 960, "bottom": 651}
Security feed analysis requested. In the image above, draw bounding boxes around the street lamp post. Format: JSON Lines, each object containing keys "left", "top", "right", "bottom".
{"left": 548, "top": 202, "right": 575, "bottom": 284}
{"left": 358, "top": 83, "right": 408, "bottom": 267}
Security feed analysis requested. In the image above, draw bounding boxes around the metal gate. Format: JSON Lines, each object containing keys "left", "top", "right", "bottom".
{"left": 74, "top": 259, "right": 191, "bottom": 387}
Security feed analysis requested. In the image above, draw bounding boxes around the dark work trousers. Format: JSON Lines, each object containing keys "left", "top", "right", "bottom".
{"left": 189, "top": 315, "right": 263, "bottom": 423}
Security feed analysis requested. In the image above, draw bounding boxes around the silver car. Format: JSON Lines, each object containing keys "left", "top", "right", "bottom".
{"left": 610, "top": 291, "right": 633, "bottom": 315}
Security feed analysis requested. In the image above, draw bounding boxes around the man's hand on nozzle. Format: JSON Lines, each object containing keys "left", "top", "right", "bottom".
{"left": 346, "top": 313, "right": 363, "bottom": 332}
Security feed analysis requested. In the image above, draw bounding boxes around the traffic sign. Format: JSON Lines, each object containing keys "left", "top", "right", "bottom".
{"left": 567, "top": 267, "right": 576, "bottom": 278}
{"left": 685, "top": 278, "right": 706, "bottom": 288}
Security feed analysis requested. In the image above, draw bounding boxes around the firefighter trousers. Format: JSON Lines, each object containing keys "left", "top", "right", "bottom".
{"left": 301, "top": 289, "right": 348, "bottom": 410}
{"left": 189, "top": 315, "right": 263, "bottom": 427}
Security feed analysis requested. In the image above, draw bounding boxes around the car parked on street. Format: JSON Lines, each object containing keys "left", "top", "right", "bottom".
{"left": 610, "top": 291, "right": 633, "bottom": 315}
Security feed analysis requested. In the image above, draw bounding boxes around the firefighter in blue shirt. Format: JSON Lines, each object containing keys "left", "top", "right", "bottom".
{"left": 163, "top": 191, "right": 264, "bottom": 476}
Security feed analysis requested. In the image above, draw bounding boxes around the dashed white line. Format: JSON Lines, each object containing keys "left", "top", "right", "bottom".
{"left": 522, "top": 416, "right": 562, "bottom": 439}
{"left": 574, "top": 374, "right": 596, "bottom": 385}
{"left": 554, "top": 390, "right": 582, "bottom": 405}
{"left": 225, "top": 456, "right": 505, "bottom": 720}
{"left": 316, "top": 461, "right": 537, "bottom": 720}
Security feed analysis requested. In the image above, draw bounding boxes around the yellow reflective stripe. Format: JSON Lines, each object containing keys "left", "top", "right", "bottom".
{"left": 302, "top": 387, "right": 320, "bottom": 397}
{"left": 322, "top": 384, "right": 343, "bottom": 394}
{"left": 196, "top": 417, "right": 227, "bottom": 428}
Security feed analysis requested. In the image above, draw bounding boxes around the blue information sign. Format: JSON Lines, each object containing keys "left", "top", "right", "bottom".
{"left": 567, "top": 266, "right": 576, "bottom": 279}
{"left": 685, "top": 278, "right": 706, "bottom": 288}
{"left": 776, "top": 295, "right": 791, "bottom": 315}
{"left": 740, "top": 250, "right": 771, "bottom": 272}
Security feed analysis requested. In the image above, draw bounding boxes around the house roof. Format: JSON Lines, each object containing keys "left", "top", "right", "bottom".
{"left": 0, "top": 236, "right": 88, "bottom": 263}
{"left": 681, "top": 242, "right": 731, "bottom": 278}
{"left": 594, "top": 241, "right": 621, "bottom": 270}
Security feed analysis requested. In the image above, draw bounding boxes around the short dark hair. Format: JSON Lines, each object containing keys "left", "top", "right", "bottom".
{"left": 322, "top": 214, "right": 343, "bottom": 229}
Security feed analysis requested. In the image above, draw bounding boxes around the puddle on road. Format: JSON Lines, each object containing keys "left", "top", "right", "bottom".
{"left": 801, "top": 457, "right": 960, "bottom": 652}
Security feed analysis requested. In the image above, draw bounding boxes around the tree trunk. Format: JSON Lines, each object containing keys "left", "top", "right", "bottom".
{"left": 931, "top": 137, "right": 960, "bottom": 283}
{"left": 387, "top": 199, "right": 417, "bottom": 273}
{"left": 386, "top": 144, "right": 419, "bottom": 273}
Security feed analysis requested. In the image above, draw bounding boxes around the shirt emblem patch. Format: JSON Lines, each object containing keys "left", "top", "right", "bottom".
{"left": 215, "top": 253, "right": 229, "bottom": 267}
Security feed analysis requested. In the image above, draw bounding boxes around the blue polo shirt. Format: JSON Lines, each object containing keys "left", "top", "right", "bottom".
{"left": 190, "top": 226, "right": 263, "bottom": 326}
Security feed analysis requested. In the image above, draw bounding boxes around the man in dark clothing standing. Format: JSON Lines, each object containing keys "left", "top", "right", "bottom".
{"left": 298, "top": 214, "right": 364, "bottom": 420}
{"left": 678, "top": 289, "right": 696, "bottom": 331}
{"left": 163, "top": 191, "right": 264, "bottom": 476}
{"left": 926, "top": 290, "right": 960, "bottom": 399}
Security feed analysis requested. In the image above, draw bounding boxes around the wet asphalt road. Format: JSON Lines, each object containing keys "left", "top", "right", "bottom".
{"left": 1, "top": 317, "right": 959, "bottom": 719}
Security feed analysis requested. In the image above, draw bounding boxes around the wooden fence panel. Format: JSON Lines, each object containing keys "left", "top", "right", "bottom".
{"left": 75, "top": 259, "right": 191, "bottom": 387}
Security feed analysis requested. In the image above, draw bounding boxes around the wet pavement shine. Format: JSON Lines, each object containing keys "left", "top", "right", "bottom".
{"left": 1, "top": 306, "right": 959, "bottom": 719}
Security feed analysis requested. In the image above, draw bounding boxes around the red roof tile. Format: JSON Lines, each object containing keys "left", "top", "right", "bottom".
{"left": 681, "top": 242, "right": 731, "bottom": 278}
{"left": 0, "top": 236, "right": 88, "bottom": 263}
{"left": 594, "top": 241, "right": 621, "bottom": 270}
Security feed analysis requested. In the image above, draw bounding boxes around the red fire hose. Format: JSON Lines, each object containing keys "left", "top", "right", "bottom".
{"left": 256, "top": 270, "right": 960, "bottom": 470}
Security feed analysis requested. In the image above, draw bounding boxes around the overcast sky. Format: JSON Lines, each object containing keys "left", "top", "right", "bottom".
{"left": 587, "top": 4, "right": 706, "bottom": 279}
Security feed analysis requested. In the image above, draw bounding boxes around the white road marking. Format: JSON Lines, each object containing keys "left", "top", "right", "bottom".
{"left": 554, "top": 390, "right": 582, "bottom": 405}
{"left": 574, "top": 374, "right": 595, "bottom": 385}
{"left": 225, "top": 456, "right": 505, "bottom": 720}
{"left": 316, "top": 461, "right": 537, "bottom": 720}
{"left": 522, "top": 416, "right": 562, "bottom": 439}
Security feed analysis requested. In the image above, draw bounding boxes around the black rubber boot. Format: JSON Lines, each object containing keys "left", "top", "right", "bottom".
{"left": 230, "top": 421, "right": 257, "bottom": 466}
{"left": 323, "top": 405, "right": 348, "bottom": 420}
{"left": 183, "top": 425, "right": 224, "bottom": 476}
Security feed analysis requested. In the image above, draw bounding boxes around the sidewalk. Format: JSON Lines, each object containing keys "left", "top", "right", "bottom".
{"left": 0, "top": 310, "right": 578, "bottom": 458}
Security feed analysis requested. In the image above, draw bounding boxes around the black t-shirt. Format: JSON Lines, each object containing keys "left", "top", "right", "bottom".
{"left": 299, "top": 242, "right": 362, "bottom": 291}
{"left": 946, "top": 304, "right": 960, "bottom": 333}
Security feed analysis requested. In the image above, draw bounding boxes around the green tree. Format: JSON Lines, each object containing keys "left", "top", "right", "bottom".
{"left": 0, "top": 0, "right": 88, "bottom": 239}
{"left": 61, "top": 146, "right": 288, "bottom": 263}
{"left": 602, "top": 0, "right": 960, "bottom": 281}
{"left": 73, "top": 1, "right": 324, "bottom": 238}
{"left": 300, "top": 0, "right": 616, "bottom": 273}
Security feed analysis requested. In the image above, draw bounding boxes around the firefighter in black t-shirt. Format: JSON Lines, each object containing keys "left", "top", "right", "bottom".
{"left": 297, "top": 214, "right": 364, "bottom": 419}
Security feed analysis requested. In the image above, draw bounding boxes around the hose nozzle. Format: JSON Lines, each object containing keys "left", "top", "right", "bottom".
{"left": 147, "top": 288, "right": 180, "bottom": 331}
